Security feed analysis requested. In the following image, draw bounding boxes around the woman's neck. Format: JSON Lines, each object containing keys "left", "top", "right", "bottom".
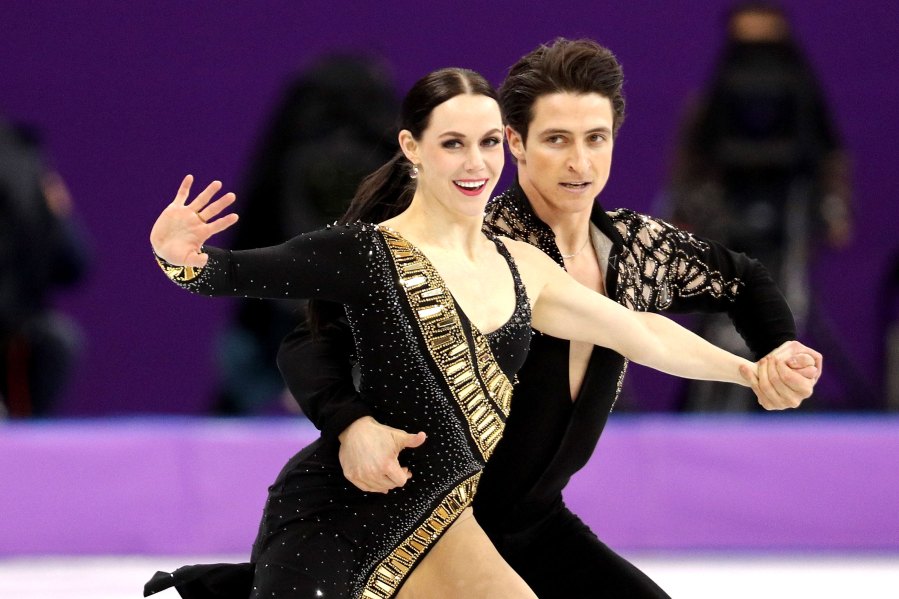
{"left": 382, "top": 191, "right": 487, "bottom": 258}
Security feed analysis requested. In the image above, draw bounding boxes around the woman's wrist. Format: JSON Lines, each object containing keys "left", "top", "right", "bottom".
{"left": 153, "top": 249, "right": 204, "bottom": 283}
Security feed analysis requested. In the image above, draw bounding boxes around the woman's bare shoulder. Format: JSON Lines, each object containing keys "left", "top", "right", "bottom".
{"left": 495, "top": 236, "right": 558, "bottom": 270}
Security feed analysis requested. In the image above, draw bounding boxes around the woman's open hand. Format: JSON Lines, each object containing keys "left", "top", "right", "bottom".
{"left": 150, "top": 175, "right": 239, "bottom": 267}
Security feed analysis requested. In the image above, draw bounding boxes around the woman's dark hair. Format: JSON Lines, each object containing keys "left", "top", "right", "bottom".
{"left": 337, "top": 67, "right": 498, "bottom": 224}
{"left": 309, "top": 67, "right": 499, "bottom": 334}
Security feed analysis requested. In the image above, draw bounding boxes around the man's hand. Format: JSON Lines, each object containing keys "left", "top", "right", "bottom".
{"left": 740, "top": 340, "right": 823, "bottom": 410}
{"left": 337, "top": 416, "right": 427, "bottom": 493}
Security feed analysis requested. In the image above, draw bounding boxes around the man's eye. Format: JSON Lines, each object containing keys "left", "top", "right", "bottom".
{"left": 547, "top": 135, "right": 565, "bottom": 144}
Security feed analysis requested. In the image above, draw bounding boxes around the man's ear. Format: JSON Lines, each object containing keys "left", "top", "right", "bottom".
{"left": 506, "top": 125, "right": 526, "bottom": 164}
{"left": 398, "top": 130, "right": 419, "bottom": 165}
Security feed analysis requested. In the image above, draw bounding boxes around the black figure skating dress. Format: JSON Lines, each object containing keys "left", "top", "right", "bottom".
{"left": 144, "top": 223, "right": 531, "bottom": 599}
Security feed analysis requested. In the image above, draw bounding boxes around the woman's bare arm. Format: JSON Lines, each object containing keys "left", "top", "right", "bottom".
{"left": 504, "top": 239, "right": 757, "bottom": 387}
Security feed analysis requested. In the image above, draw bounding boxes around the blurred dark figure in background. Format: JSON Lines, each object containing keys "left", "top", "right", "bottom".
{"left": 213, "top": 55, "right": 399, "bottom": 414}
{"left": 883, "top": 254, "right": 899, "bottom": 411}
{"left": 0, "top": 120, "right": 89, "bottom": 417}
{"left": 668, "top": 2, "right": 852, "bottom": 411}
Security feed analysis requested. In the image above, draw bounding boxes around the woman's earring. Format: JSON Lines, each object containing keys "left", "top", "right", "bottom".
{"left": 410, "top": 164, "right": 419, "bottom": 179}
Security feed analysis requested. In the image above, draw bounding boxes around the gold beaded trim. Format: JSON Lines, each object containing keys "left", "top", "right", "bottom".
{"left": 472, "top": 329, "right": 513, "bottom": 417}
{"left": 381, "top": 229, "right": 511, "bottom": 458}
{"left": 154, "top": 253, "right": 204, "bottom": 283}
{"left": 361, "top": 472, "right": 481, "bottom": 599}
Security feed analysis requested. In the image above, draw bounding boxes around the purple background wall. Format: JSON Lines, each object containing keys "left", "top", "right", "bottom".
{"left": 3, "top": 1, "right": 897, "bottom": 415}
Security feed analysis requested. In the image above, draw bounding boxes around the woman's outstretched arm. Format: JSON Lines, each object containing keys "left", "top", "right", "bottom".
{"left": 506, "top": 239, "right": 769, "bottom": 390}
{"left": 150, "top": 175, "right": 375, "bottom": 305}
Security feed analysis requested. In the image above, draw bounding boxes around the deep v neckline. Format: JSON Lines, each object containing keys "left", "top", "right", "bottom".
{"left": 380, "top": 226, "right": 519, "bottom": 337}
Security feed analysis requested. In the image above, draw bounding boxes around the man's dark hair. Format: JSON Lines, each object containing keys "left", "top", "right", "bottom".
{"left": 500, "top": 38, "right": 626, "bottom": 143}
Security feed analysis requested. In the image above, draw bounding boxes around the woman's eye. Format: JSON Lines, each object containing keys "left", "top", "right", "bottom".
{"left": 442, "top": 140, "right": 462, "bottom": 149}
{"left": 481, "top": 137, "right": 502, "bottom": 147}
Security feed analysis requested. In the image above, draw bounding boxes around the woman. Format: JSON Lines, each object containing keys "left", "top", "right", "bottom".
{"left": 146, "top": 68, "right": 758, "bottom": 599}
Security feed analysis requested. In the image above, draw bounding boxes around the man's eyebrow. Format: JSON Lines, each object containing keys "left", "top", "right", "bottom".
{"left": 538, "top": 126, "right": 612, "bottom": 136}
{"left": 538, "top": 128, "right": 573, "bottom": 136}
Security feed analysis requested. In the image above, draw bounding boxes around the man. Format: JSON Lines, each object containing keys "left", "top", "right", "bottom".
{"left": 278, "top": 39, "right": 821, "bottom": 597}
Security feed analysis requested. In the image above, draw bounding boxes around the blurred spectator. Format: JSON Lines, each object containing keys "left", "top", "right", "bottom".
{"left": 0, "top": 120, "right": 89, "bottom": 417}
{"left": 884, "top": 254, "right": 899, "bottom": 411}
{"left": 213, "top": 54, "right": 399, "bottom": 415}
{"left": 667, "top": 2, "right": 852, "bottom": 411}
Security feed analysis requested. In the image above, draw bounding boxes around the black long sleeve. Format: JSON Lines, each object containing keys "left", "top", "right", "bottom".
{"left": 620, "top": 212, "right": 796, "bottom": 357}
{"left": 157, "top": 223, "right": 382, "bottom": 438}
{"left": 721, "top": 257, "right": 796, "bottom": 357}
{"left": 277, "top": 313, "right": 373, "bottom": 440}
{"left": 156, "top": 223, "right": 377, "bottom": 306}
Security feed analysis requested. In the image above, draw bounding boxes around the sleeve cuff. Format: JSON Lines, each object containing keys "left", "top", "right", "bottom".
{"left": 153, "top": 250, "right": 206, "bottom": 283}
{"left": 322, "top": 403, "right": 376, "bottom": 441}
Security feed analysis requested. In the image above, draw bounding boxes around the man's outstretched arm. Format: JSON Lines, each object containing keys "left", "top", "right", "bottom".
{"left": 623, "top": 212, "right": 821, "bottom": 407}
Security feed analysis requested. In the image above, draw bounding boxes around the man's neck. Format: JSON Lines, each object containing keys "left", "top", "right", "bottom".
{"left": 518, "top": 179, "right": 595, "bottom": 256}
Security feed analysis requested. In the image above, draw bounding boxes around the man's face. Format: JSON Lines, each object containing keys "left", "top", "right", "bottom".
{"left": 508, "top": 92, "right": 614, "bottom": 216}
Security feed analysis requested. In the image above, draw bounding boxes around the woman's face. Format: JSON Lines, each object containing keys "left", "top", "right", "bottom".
{"left": 402, "top": 93, "right": 504, "bottom": 218}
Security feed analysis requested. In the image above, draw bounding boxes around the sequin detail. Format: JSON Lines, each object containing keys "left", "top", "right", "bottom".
{"left": 485, "top": 189, "right": 745, "bottom": 410}
{"left": 610, "top": 209, "right": 744, "bottom": 311}
{"left": 381, "top": 229, "right": 512, "bottom": 460}
{"left": 609, "top": 359, "right": 629, "bottom": 413}
{"left": 484, "top": 188, "right": 564, "bottom": 263}
{"left": 472, "top": 330, "right": 514, "bottom": 417}
{"left": 153, "top": 251, "right": 204, "bottom": 283}
{"left": 148, "top": 222, "right": 532, "bottom": 599}
{"left": 485, "top": 188, "right": 745, "bottom": 313}
{"left": 361, "top": 472, "right": 480, "bottom": 599}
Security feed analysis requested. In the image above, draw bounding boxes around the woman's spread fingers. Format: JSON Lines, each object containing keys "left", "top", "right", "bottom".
{"left": 186, "top": 179, "right": 222, "bottom": 212}
{"left": 173, "top": 174, "right": 194, "bottom": 205}
{"left": 198, "top": 193, "right": 236, "bottom": 222}
{"left": 207, "top": 212, "right": 239, "bottom": 234}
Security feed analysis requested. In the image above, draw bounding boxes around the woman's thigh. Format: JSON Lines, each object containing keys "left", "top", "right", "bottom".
{"left": 398, "top": 508, "right": 537, "bottom": 599}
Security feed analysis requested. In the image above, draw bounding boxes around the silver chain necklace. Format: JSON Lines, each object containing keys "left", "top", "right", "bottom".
{"left": 560, "top": 237, "right": 590, "bottom": 259}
